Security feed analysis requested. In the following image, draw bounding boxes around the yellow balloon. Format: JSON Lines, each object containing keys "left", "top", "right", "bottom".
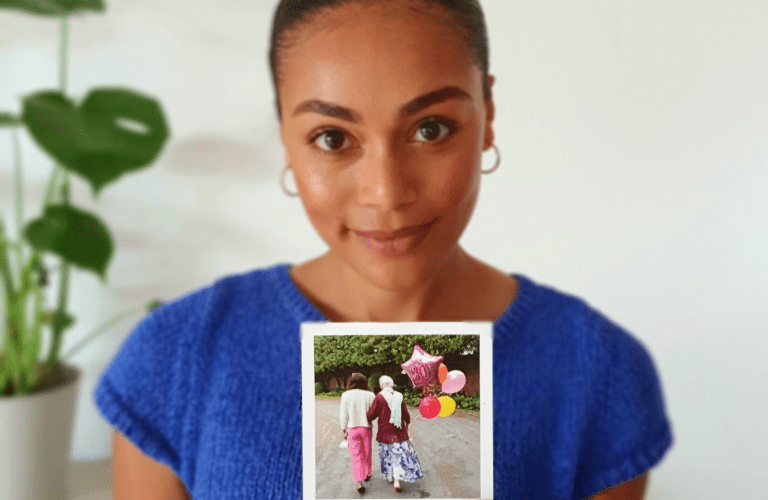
{"left": 437, "top": 396, "right": 456, "bottom": 417}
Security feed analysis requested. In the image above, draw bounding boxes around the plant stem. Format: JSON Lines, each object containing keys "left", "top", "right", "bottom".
{"left": 62, "top": 305, "right": 145, "bottom": 361}
{"left": 1, "top": 223, "right": 20, "bottom": 387}
{"left": 45, "top": 14, "right": 71, "bottom": 367}
{"left": 0, "top": 220, "right": 17, "bottom": 303}
{"left": 12, "top": 127, "right": 24, "bottom": 288}
{"left": 42, "top": 165, "right": 61, "bottom": 210}
{"left": 46, "top": 184, "right": 69, "bottom": 365}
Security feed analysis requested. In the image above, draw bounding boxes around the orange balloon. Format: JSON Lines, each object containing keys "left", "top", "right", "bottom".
{"left": 438, "top": 363, "right": 448, "bottom": 384}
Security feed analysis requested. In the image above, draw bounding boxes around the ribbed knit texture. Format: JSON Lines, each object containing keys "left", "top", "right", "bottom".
{"left": 93, "top": 263, "right": 673, "bottom": 499}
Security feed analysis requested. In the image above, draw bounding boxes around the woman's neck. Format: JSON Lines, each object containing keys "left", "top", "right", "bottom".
{"left": 289, "top": 247, "right": 517, "bottom": 322}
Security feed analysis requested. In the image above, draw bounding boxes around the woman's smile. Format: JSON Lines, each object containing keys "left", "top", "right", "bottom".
{"left": 350, "top": 219, "right": 436, "bottom": 259}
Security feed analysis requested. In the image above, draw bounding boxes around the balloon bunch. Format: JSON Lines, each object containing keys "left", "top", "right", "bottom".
{"left": 400, "top": 345, "right": 467, "bottom": 419}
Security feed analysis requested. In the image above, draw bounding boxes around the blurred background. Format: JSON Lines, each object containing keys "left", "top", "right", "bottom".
{"left": 1, "top": 0, "right": 766, "bottom": 498}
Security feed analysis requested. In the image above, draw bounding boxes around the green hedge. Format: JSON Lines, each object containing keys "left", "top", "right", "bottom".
{"left": 316, "top": 388, "right": 480, "bottom": 411}
{"left": 368, "top": 373, "right": 380, "bottom": 392}
{"left": 402, "top": 390, "right": 423, "bottom": 407}
{"left": 401, "top": 389, "right": 480, "bottom": 411}
{"left": 316, "top": 388, "right": 345, "bottom": 397}
{"left": 452, "top": 393, "right": 480, "bottom": 411}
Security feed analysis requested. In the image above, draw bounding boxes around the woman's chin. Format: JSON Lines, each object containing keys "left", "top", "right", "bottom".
{"left": 349, "top": 255, "right": 444, "bottom": 293}
{"left": 324, "top": 232, "right": 461, "bottom": 292}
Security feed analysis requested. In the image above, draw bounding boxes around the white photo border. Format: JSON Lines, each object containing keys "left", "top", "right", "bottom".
{"left": 301, "top": 322, "right": 494, "bottom": 500}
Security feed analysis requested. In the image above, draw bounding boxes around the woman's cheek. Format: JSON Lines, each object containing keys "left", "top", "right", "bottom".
{"left": 433, "top": 155, "right": 479, "bottom": 207}
{"left": 298, "top": 167, "right": 337, "bottom": 227}
{"left": 309, "top": 168, "right": 326, "bottom": 196}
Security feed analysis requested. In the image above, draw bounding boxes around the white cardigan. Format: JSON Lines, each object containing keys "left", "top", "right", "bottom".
{"left": 339, "top": 389, "right": 375, "bottom": 429}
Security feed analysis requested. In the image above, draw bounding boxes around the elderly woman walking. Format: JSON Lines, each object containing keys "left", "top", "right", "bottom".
{"left": 340, "top": 373, "right": 376, "bottom": 494}
{"left": 367, "top": 376, "right": 423, "bottom": 493}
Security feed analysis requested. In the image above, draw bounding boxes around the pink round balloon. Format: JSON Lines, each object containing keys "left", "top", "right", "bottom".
{"left": 441, "top": 370, "right": 466, "bottom": 394}
{"left": 419, "top": 396, "right": 441, "bottom": 419}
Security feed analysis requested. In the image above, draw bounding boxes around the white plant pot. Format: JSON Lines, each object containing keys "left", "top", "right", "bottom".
{"left": 0, "top": 364, "right": 83, "bottom": 500}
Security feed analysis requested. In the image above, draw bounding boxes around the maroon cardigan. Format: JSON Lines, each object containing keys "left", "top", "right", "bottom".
{"left": 366, "top": 392, "right": 411, "bottom": 444}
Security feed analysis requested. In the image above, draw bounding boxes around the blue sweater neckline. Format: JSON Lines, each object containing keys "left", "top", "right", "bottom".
{"left": 268, "top": 262, "right": 537, "bottom": 330}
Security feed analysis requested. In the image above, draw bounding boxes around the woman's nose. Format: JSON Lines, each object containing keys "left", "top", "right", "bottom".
{"left": 356, "top": 144, "right": 417, "bottom": 211}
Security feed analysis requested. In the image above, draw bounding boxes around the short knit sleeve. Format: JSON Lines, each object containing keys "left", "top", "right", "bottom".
{"left": 92, "top": 286, "right": 210, "bottom": 488}
{"left": 573, "top": 307, "right": 673, "bottom": 498}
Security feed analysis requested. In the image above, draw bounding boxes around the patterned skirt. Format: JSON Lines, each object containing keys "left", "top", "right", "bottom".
{"left": 378, "top": 440, "right": 423, "bottom": 483}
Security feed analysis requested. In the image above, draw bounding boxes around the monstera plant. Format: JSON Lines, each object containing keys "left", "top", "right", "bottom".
{"left": 0, "top": 0, "right": 170, "bottom": 397}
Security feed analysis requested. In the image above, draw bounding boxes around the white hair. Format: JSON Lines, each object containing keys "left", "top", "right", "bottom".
{"left": 379, "top": 375, "right": 394, "bottom": 389}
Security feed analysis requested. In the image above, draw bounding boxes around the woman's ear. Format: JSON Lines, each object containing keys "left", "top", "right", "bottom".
{"left": 483, "top": 75, "right": 496, "bottom": 150}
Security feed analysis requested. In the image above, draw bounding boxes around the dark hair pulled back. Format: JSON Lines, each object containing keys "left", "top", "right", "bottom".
{"left": 268, "top": 0, "right": 490, "bottom": 120}
{"left": 347, "top": 373, "right": 369, "bottom": 390}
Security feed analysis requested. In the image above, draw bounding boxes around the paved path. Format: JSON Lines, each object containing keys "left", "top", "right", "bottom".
{"left": 314, "top": 398, "right": 480, "bottom": 499}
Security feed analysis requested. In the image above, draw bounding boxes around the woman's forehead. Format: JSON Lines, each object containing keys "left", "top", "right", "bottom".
{"left": 278, "top": 2, "right": 481, "bottom": 117}
{"left": 291, "top": 0, "right": 463, "bottom": 40}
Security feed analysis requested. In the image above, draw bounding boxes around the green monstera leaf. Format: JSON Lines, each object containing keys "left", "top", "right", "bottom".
{"left": 0, "top": 0, "right": 104, "bottom": 16}
{"left": 22, "top": 88, "right": 170, "bottom": 195}
{"left": 24, "top": 204, "right": 114, "bottom": 280}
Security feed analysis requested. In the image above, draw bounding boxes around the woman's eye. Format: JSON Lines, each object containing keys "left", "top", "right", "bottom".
{"left": 414, "top": 120, "right": 452, "bottom": 143}
{"left": 311, "top": 129, "right": 349, "bottom": 152}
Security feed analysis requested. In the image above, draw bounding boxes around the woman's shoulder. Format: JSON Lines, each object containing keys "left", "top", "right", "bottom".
{"left": 149, "top": 262, "right": 321, "bottom": 325}
{"left": 496, "top": 278, "right": 673, "bottom": 498}
{"left": 498, "top": 274, "right": 655, "bottom": 364}
{"left": 500, "top": 274, "right": 615, "bottom": 330}
{"left": 96, "top": 263, "right": 302, "bottom": 405}
{"left": 370, "top": 392, "right": 386, "bottom": 408}
{"left": 145, "top": 262, "right": 287, "bottom": 311}
{"left": 343, "top": 389, "right": 375, "bottom": 402}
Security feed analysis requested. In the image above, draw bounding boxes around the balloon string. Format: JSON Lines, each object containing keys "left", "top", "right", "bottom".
{"left": 416, "top": 385, "right": 449, "bottom": 398}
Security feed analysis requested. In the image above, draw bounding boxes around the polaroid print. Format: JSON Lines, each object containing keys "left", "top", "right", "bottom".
{"left": 301, "top": 322, "right": 493, "bottom": 499}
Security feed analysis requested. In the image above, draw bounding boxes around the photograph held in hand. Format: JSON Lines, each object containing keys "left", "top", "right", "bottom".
{"left": 302, "top": 322, "right": 493, "bottom": 499}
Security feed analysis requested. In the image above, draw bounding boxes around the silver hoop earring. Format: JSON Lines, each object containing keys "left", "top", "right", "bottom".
{"left": 481, "top": 144, "right": 501, "bottom": 174}
{"left": 280, "top": 166, "right": 299, "bottom": 197}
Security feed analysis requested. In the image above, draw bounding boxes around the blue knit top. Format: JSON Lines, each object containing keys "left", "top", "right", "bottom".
{"left": 93, "top": 263, "right": 673, "bottom": 499}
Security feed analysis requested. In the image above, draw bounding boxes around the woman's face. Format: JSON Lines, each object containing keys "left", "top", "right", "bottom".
{"left": 278, "top": 1, "right": 495, "bottom": 290}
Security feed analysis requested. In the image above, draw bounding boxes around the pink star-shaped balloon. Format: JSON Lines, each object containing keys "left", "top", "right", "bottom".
{"left": 401, "top": 345, "right": 444, "bottom": 388}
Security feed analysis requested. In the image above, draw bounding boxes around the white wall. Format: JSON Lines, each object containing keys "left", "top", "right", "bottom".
{"left": 1, "top": 0, "right": 766, "bottom": 497}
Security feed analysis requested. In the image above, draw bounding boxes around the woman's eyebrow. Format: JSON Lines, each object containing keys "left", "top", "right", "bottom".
{"left": 292, "top": 99, "right": 360, "bottom": 123}
{"left": 291, "top": 86, "right": 471, "bottom": 123}
{"left": 399, "top": 86, "right": 471, "bottom": 117}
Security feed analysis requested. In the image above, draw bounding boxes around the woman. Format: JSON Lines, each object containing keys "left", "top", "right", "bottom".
{"left": 339, "top": 373, "right": 375, "bottom": 494}
{"left": 98, "top": 0, "right": 673, "bottom": 499}
{"left": 366, "top": 375, "right": 422, "bottom": 493}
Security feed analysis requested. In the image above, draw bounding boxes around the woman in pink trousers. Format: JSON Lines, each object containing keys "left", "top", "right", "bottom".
{"left": 340, "top": 373, "right": 375, "bottom": 494}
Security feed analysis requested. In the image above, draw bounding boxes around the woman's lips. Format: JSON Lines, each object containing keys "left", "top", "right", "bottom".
{"left": 352, "top": 220, "right": 435, "bottom": 258}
